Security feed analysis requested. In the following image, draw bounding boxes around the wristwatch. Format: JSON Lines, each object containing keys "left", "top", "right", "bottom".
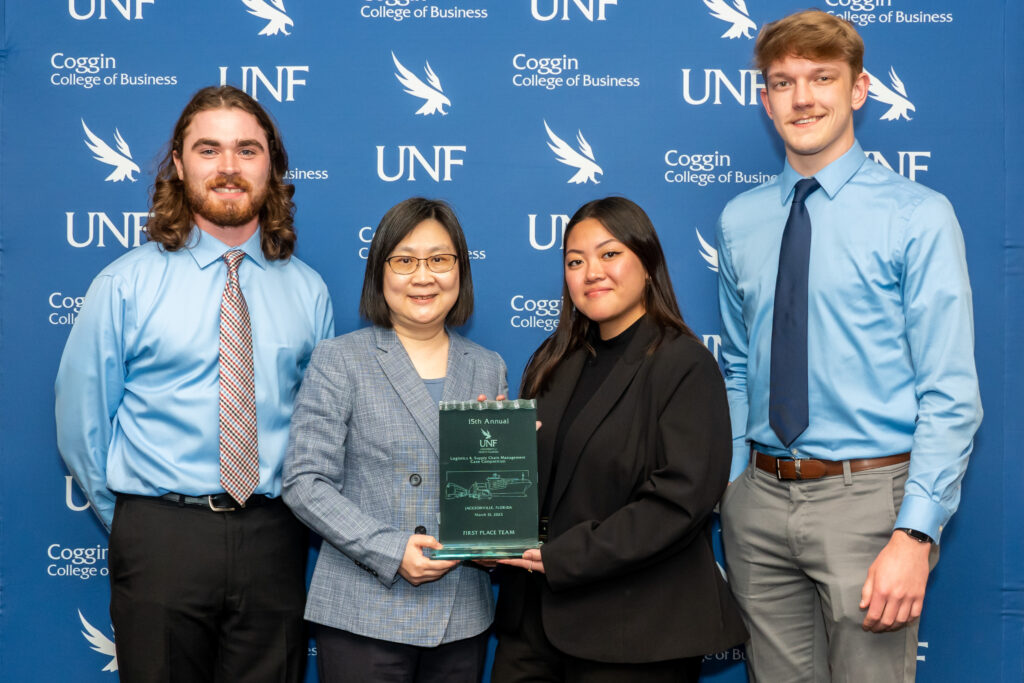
{"left": 897, "top": 528, "right": 934, "bottom": 544}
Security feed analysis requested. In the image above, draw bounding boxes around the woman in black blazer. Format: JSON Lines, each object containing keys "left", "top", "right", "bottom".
{"left": 492, "top": 197, "right": 746, "bottom": 682}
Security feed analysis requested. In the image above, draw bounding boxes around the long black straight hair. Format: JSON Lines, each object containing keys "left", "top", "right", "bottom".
{"left": 520, "top": 196, "right": 696, "bottom": 398}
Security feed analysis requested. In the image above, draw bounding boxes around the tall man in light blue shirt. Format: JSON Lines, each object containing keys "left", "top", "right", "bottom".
{"left": 716, "top": 11, "right": 981, "bottom": 682}
{"left": 56, "top": 86, "right": 334, "bottom": 683}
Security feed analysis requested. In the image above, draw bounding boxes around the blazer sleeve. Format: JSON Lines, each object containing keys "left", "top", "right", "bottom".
{"left": 282, "top": 342, "right": 408, "bottom": 587}
{"left": 498, "top": 356, "right": 510, "bottom": 399}
{"left": 542, "top": 347, "right": 732, "bottom": 592}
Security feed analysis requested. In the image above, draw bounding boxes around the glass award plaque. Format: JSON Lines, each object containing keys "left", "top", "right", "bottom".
{"left": 433, "top": 399, "right": 541, "bottom": 559}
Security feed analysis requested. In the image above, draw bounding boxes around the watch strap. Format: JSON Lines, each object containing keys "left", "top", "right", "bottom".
{"left": 897, "top": 527, "right": 934, "bottom": 544}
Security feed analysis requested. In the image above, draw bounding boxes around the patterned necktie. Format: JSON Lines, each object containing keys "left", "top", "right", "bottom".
{"left": 219, "top": 249, "right": 259, "bottom": 504}
{"left": 769, "top": 178, "right": 820, "bottom": 448}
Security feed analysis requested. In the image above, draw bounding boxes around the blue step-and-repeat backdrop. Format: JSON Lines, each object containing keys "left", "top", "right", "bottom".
{"left": 2, "top": 1, "right": 1021, "bottom": 680}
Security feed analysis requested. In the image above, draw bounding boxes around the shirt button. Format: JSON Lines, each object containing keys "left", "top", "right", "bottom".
{"left": 790, "top": 448, "right": 798, "bottom": 455}
{"left": 409, "top": 473, "right": 422, "bottom": 486}
{"left": 414, "top": 525, "right": 427, "bottom": 535}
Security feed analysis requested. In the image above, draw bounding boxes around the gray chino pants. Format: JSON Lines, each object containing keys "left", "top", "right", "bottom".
{"left": 720, "top": 459, "right": 938, "bottom": 683}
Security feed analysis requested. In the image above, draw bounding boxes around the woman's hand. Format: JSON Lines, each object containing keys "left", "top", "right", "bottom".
{"left": 497, "top": 548, "right": 545, "bottom": 574}
{"left": 398, "top": 535, "right": 458, "bottom": 586}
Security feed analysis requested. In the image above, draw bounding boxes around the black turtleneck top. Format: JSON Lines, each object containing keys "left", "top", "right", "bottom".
{"left": 542, "top": 316, "right": 644, "bottom": 517}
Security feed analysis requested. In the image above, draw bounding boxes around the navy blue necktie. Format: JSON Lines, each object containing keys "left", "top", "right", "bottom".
{"left": 769, "top": 178, "right": 820, "bottom": 447}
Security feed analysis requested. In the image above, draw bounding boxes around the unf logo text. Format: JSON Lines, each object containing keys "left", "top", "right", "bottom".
{"left": 864, "top": 150, "right": 931, "bottom": 181}
{"left": 218, "top": 66, "right": 309, "bottom": 102}
{"left": 66, "top": 211, "right": 148, "bottom": 248}
{"left": 66, "top": 476, "right": 90, "bottom": 510}
{"left": 528, "top": 214, "right": 570, "bottom": 250}
{"left": 703, "top": 335, "right": 721, "bottom": 361}
{"left": 69, "top": 0, "right": 154, "bottom": 20}
{"left": 682, "top": 69, "right": 764, "bottom": 106}
{"left": 531, "top": 0, "right": 617, "bottom": 21}
{"left": 376, "top": 146, "right": 466, "bottom": 182}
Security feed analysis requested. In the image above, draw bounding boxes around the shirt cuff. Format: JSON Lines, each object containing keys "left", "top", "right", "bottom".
{"left": 894, "top": 494, "right": 948, "bottom": 544}
{"left": 96, "top": 494, "right": 116, "bottom": 533}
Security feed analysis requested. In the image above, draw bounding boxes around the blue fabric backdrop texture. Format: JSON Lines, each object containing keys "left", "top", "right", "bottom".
{"left": 1, "top": 1, "right": 1021, "bottom": 681}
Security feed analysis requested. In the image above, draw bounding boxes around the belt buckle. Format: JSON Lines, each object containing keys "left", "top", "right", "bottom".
{"left": 775, "top": 457, "right": 801, "bottom": 480}
{"left": 207, "top": 495, "right": 240, "bottom": 512}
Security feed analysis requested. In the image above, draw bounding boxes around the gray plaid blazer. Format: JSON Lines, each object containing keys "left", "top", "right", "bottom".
{"left": 283, "top": 326, "right": 508, "bottom": 646}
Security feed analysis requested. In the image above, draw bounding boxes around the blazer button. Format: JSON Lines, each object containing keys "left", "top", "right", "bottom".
{"left": 409, "top": 473, "right": 422, "bottom": 486}
{"left": 414, "top": 525, "right": 427, "bottom": 535}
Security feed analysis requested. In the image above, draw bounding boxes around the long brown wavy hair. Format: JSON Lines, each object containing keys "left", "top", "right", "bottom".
{"left": 146, "top": 85, "right": 296, "bottom": 260}
{"left": 520, "top": 197, "right": 697, "bottom": 398}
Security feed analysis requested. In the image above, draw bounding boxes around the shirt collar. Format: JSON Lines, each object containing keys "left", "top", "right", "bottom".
{"left": 186, "top": 226, "right": 268, "bottom": 271}
{"left": 778, "top": 140, "right": 867, "bottom": 204}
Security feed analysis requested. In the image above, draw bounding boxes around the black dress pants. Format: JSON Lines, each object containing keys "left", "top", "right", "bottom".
{"left": 108, "top": 494, "right": 308, "bottom": 683}
{"left": 315, "top": 624, "right": 489, "bottom": 683}
{"left": 492, "top": 576, "right": 702, "bottom": 683}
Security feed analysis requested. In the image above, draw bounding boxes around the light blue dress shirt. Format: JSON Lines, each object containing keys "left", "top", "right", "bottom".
{"left": 716, "top": 141, "right": 982, "bottom": 542}
{"left": 56, "top": 227, "right": 334, "bottom": 530}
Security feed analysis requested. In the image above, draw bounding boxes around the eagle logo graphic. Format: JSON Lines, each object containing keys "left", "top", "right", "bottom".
{"left": 82, "top": 120, "right": 140, "bottom": 183}
{"left": 864, "top": 67, "right": 916, "bottom": 121}
{"left": 695, "top": 228, "right": 718, "bottom": 272}
{"left": 79, "top": 610, "right": 118, "bottom": 672}
{"left": 544, "top": 121, "right": 603, "bottom": 185}
{"left": 241, "top": 0, "right": 294, "bottom": 36}
{"left": 703, "top": 0, "right": 757, "bottom": 39}
{"left": 481, "top": 429, "right": 493, "bottom": 440}
{"left": 392, "top": 52, "right": 451, "bottom": 116}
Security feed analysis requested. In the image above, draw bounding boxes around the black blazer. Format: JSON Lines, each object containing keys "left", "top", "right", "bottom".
{"left": 495, "top": 319, "right": 747, "bottom": 662}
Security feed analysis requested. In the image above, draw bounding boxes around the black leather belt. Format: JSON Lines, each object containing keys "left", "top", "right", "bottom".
{"left": 155, "top": 492, "right": 273, "bottom": 511}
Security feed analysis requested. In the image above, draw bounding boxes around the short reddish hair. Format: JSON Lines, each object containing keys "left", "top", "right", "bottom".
{"left": 754, "top": 9, "right": 863, "bottom": 78}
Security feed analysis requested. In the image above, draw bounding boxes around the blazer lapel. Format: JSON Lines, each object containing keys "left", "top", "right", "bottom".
{"left": 547, "top": 320, "right": 657, "bottom": 515}
{"left": 443, "top": 331, "right": 476, "bottom": 404}
{"left": 374, "top": 326, "right": 441, "bottom": 455}
{"left": 536, "top": 350, "right": 585, "bottom": 512}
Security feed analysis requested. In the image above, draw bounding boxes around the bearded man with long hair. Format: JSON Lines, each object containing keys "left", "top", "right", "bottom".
{"left": 56, "top": 85, "right": 334, "bottom": 683}
{"left": 147, "top": 84, "right": 297, "bottom": 259}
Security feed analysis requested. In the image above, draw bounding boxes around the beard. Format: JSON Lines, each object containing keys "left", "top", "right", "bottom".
{"left": 184, "top": 172, "right": 269, "bottom": 228}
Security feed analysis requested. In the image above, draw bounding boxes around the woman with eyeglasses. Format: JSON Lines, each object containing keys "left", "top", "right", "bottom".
{"left": 490, "top": 197, "right": 747, "bottom": 682}
{"left": 283, "top": 198, "right": 507, "bottom": 682}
